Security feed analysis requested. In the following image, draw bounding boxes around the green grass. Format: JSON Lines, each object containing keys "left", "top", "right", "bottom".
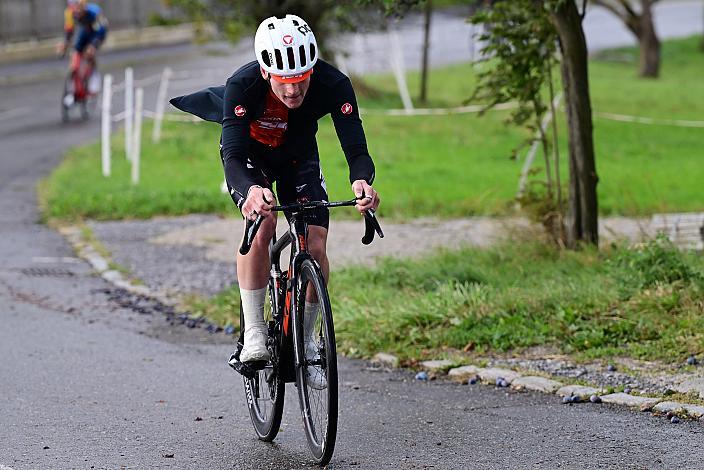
{"left": 186, "top": 236, "right": 704, "bottom": 363}
{"left": 42, "top": 36, "right": 704, "bottom": 221}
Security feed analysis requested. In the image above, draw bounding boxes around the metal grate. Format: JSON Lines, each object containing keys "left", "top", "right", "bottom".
{"left": 21, "top": 267, "right": 75, "bottom": 277}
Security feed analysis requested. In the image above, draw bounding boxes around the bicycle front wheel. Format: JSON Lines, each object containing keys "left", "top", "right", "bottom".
{"left": 294, "top": 258, "right": 338, "bottom": 465}
{"left": 241, "top": 284, "right": 285, "bottom": 442}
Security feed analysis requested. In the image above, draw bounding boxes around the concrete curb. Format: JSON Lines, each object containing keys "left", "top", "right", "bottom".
{"left": 0, "top": 23, "right": 214, "bottom": 65}
{"left": 399, "top": 358, "right": 703, "bottom": 423}
{"left": 59, "top": 225, "right": 175, "bottom": 307}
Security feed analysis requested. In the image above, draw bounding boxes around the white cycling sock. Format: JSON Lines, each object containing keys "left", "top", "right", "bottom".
{"left": 240, "top": 287, "right": 267, "bottom": 333}
{"left": 304, "top": 301, "right": 319, "bottom": 341}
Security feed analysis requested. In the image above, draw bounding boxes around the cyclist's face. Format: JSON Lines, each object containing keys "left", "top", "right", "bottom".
{"left": 264, "top": 72, "right": 310, "bottom": 109}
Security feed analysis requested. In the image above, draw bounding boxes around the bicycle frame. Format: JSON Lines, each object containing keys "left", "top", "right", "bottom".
{"left": 232, "top": 198, "right": 383, "bottom": 381}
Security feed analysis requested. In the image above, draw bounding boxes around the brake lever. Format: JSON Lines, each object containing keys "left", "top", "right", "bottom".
{"left": 239, "top": 215, "right": 264, "bottom": 255}
{"left": 362, "top": 209, "right": 384, "bottom": 245}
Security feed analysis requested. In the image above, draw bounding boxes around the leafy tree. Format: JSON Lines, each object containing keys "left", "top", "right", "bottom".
{"left": 591, "top": 0, "right": 661, "bottom": 78}
{"left": 380, "top": 0, "right": 599, "bottom": 247}
{"left": 470, "top": 0, "right": 564, "bottom": 243}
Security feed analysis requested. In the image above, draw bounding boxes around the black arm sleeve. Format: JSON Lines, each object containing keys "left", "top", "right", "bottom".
{"left": 331, "top": 78, "right": 375, "bottom": 184}
{"left": 221, "top": 80, "right": 256, "bottom": 204}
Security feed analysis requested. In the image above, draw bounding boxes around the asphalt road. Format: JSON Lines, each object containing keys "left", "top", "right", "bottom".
{"left": 2, "top": 7, "right": 704, "bottom": 468}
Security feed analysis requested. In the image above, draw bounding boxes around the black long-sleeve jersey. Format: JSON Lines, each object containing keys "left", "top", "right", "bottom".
{"left": 170, "top": 59, "right": 375, "bottom": 204}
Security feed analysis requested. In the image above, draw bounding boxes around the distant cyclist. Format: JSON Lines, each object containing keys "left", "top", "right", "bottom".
{"left": 58, "top": 0, "right": 108, "bottom": 73}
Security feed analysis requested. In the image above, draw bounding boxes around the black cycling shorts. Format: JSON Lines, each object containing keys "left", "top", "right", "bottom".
{"left": 235, "top": 145, "right": 330, "bottom": 229}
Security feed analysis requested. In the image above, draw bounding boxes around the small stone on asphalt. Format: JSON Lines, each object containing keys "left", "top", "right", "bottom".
{"left": 671, "top": 416, "right": 680, "bottom": 424}
{"left": 607, "top": 364, "right": 617, "bottom": 372}
{"left": 590, "top": 395, "right": 602, "bottom": 403}
{"left": 687, "top": 355, "right": 698, "bottom": 366}
{"left": 415, "top": 371, "right": 428, "bottom": 381}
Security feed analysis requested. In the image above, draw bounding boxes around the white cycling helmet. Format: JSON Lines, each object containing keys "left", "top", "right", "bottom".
{"left": 254, "top": 15, "right": 318, "bottom": 83}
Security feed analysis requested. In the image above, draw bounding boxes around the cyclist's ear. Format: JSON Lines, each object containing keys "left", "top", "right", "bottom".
{"left": 260, "top": 67, "right": 271, "bottom": 84}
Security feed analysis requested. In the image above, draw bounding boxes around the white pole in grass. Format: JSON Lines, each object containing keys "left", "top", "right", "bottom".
{"left": 101, "top": 73, "right": 112, "bottom": 177}
{"left": 124, "top": 67, "right": 134, "bottom": 160}
{"left": 516, "top": 93, "right": 563, "bottom": 199}
{"left": 152, "top": 67, "right": 172, "bottom": 143}
{"left": 388, "top": 26, "right": 414, "bottom": 113}
{"left": 131, "top": 87, "right": 144, "bottom": 185}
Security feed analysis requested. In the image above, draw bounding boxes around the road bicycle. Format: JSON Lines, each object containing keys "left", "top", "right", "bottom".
{"left": 229, "top": 197, "right": 383, "bottom": 466}
{"left": 61, "top": 51, "right": 100, "bottom": 122}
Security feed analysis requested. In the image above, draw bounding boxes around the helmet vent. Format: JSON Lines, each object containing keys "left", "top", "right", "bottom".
{"left": 299, "top": 45, "right": 307, "bottom": 66}
{"left": 286, "top": 47, "right": 295, "bottom": 70}
{"left": 309, "top": 43, "right": 316, "bottom": 61}
{"left": 260, "top": 51, "right": 271, "bottom": 67}
{"left": 268, "top": 23, "right": 275, "bottom": 30}
{"left": 274, "top": 49, "right": 284, "bottom": 70}
{"left": 292, "top": 19, "right": 299, "bottom": 26}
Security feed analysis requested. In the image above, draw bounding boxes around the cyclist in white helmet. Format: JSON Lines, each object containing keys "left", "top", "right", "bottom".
{"left": 219, "top": 15, "right": 380, "bottom": 377}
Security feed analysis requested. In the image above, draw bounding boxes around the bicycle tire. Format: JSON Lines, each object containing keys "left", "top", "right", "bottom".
{"left": 293, "top": 258, "right": 338, "bottom": 465}
{"left": 241, "top": 282, "right": 285, "bottom": 442}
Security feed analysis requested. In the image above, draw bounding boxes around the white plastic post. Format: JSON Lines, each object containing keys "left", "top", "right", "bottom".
{"left": 131, "top": 87, "right": 144, "bottom": 185}
{"left": 101, "top": 73, "right": 113, "bottom": 177}
{"left": 124, "top": 67, "right": 134, "bottom": 160}
{"left": 388, "top": 27, "right": 414, "bottom": 113}
{"left": 152, "top": 67, "right": 172, "bottom": 143}
{"left": 516, "top": 93, "right": 563, "bottom": 199}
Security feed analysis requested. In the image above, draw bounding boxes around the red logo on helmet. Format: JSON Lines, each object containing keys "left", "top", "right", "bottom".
{"left": 234, "top": 105, "right": 246, "bottom": 117}
{"left": 341, "top": 103, "right": 353, "bottom": 115}
{"left": 282, "top": 34, "right": 294, "bottom": 45}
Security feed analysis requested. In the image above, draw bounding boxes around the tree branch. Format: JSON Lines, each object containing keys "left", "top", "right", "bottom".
{"left": 615, "top": 0, "right": 638, "bottom": 19}
{"left": 591, "top": 0, "right": 628, "bottom": 23}
{"left": 592, "top": 0, "right": 640, "bottom": 35}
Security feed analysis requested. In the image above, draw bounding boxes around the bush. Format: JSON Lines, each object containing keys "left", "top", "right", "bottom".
{"left": 613, "top": 235, "right": 703, "bottom": 290}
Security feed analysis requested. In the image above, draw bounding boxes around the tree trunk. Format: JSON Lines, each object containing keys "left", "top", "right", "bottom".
{"left": 549, "top": 0, "right": 599, "bottom": 247}
{"left": 420, "top": 0, "right": 432, "bottom": 104}
{"left": 638, "top": 1, "right": 660, "bottom": 77}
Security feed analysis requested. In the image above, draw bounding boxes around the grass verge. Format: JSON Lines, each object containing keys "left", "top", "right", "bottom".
{"left": 187, "top": 236, "right": 704, "bottom": 364}
{"left": 42, "top": 36, "right": 704, "bottom": 221}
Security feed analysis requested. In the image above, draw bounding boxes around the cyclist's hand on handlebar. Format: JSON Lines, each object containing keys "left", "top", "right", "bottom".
{"left": 241, "top": 185, "right": 275, "bottom": 221}
{"left": 352, "top": 179, "right": 380, "bottom": 214}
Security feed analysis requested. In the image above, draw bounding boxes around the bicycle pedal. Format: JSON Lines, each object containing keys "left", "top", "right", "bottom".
{"left": 228, "top": 355, "right": 267, "bottom": 380}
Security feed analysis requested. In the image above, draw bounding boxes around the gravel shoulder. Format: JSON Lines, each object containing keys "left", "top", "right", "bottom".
{"left": 88, "top": 214, "right": 651, "bottom": 298}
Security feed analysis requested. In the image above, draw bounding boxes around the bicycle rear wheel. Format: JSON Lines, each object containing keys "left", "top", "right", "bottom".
{"left": 241, "top": 283, "right": 285, "bottom": 441}
{"left": 294, "top": 258, "right": 338, "bottom": 465}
